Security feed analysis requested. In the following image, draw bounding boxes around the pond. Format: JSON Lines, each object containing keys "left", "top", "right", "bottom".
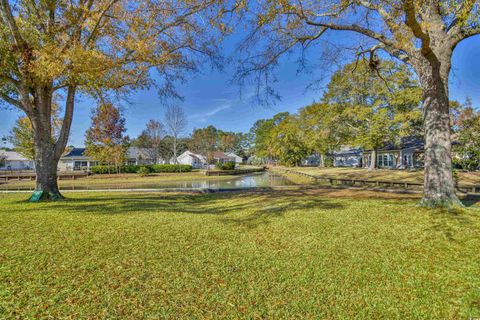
{"left": 0, "top": 172, "right": 296, "bottom": 191}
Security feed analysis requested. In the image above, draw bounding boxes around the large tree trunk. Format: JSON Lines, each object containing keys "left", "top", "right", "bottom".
{"left": 368, "top": 149, "right": 377, "bottom": 171}
{"left": 419, "top": 69, "right": 461, "bottom": 208}
{"left": 33, "top": 142, "right": 63, "bottom": 200}
{"left": 27, "top": 86, "right": 75, "bottom": 201}
{"left": 173, "top": 137, "right": 178, "bottom": 164}
{"left": 318, "top": 154, "right": 325, "bottom": 167}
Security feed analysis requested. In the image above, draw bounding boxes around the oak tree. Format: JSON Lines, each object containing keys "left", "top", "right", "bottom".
{"left": 237, "top": 0, "right": 480, "bottom": 207}
{"left": 0, "top": 0, "right": 230, "bottom": 200}
{"left": 323, "top": 59, "right": 423, "bottom": 169}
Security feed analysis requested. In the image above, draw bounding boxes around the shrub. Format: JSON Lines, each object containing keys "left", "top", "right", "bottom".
{"left": 222, "top": 162, "right": 236, "bottom": 170}
{"left": 90, "top": 165, "right": 114, "bottom": 174}
{"left": 90, "top": 164, "right": 191, "bottom": 174}
{"left": 324, "top": 157, "right": 334, "bottom": 168}
{"left": 214, "top": 161, "right": 236, "bottom": 170}
{"left": 138, "top": 166, "right": 151, "bottom": 176}
{"left": 150, "top": 164, "right": 192, "bottom": 173}
{"left": 123, "top": 165, "right": 142, "bottom": 173}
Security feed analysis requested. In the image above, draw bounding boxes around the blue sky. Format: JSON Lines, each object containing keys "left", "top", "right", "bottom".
{"left": 1, "top": 32, "right": 479, "bottom": 148}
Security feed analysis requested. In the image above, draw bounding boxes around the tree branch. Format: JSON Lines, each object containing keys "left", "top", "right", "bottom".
{"left": 299, "top": 17, "right": 398, "bottom": 49}
{"left": 447, "top": 0, "right": 477, "bottom": 34}
{"left": 54, "top": 86, "right": 76, "bottom": 159}
{"left": 0, "top": 92, "right": 23, "bottom": 109}
{"left": 403, "top": 0, "right": 431, "bottom": 56}
{"left": 0, "top": 0, "right": 27, "bottom": 48}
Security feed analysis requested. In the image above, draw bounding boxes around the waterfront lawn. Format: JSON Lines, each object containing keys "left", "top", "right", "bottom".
{"left": 290, "top": 167, "right": 480, "bottom": 185}
{"left": 1, "top": 190, "right": 479, "bottom": 319}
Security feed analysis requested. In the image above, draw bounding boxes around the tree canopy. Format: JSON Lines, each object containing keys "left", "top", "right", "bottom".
{"left": 0, "top": 0, "right": 233, "bottom": 199}
{"left": 236, "top": 0, "right": 480, "bottom": 207}
{"left": 85, "top": 103, "right": 129, "bottom": 168}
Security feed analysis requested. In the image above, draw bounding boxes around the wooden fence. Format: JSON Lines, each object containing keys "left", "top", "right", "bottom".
{"left": 274, "top": 168, "right": 480, "bottom": 194}
{"left": 0, "top": 171, "right": 89, "bottom": 182}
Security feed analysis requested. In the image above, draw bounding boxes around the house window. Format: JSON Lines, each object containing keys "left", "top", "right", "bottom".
{"left": 378, "top": 154, "right": 394, "bottom": 168}
{"left": 74, "top": 161, "right": 88, "bottom": 170}
{"left": 403, "top": 155, "right": 412, "bottom": 167}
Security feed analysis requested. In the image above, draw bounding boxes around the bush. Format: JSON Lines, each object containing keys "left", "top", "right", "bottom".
{"left": 222, "top": 162, "right": 236, "bottom": 170}
{"left": 123, "top": 165, "right": 142, "bottom": 173}
{"left": 90, "top": 165, "right": 115, "bottom": 174}
{"left": 90, "top": 164, "right": 192, "bottom": 174}
{"left": 214, "top": 161, "right": 236, "bottom": 170}
{"left": 138, "top": 166, "right": 151, "bottom": 176}
{"left": 150, "top": 164, "right": 192, "bottom": 173}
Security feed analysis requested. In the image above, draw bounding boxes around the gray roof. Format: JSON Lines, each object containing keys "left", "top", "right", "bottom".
{"left": 378, "top": 136, "right": 424, "bottom": 151}
{"left": 333, "top": 148, "right": 363, "bottom": 156}
{"left": 62, "top": 148, "right": 86, "bottom": 158}
{"left": 126, "top": 147, "right": 155, "bottom": 159}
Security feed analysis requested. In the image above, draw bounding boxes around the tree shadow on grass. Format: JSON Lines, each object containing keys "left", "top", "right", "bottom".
{"left": 460, "top": 194, "right": 480, "bottom": 208}
{"left": 9, "top": 190, "right": 345, "bottom": 229}
{"left": 217, "top": 191, "right": 344, "bottom": 229}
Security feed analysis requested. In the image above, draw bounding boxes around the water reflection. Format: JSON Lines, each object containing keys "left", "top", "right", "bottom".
{"left": 1, "top": 172, "right": 295, "bottom": 191}
{"left": 71, "top": 172, "right": 295, "bottom": 190}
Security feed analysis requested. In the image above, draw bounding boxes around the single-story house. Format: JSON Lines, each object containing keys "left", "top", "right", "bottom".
{"left": 225, "top": 152, "right": 243, "bottom": 164}
{"left": 333, "top": 147, "right": 363, "bottom": 167}
{"left": 58, "top": 148, "right": 98, "bottom": 171}
{"left": 302, "top": 154, "right": 321, "bottom": 166}
{"left": 58, "top": 147, "right": 160, "bottom": 171}
{"left": 362, "top": 136, "right": 424, "bottom": 169}
{"left": 176, "top": 150, "right": 207, "bottom": 169}
{"left": 211, "top": 151, "right": 235, "bottom": 164}
{"left": 126, "top": 147, "right": 162, "bottom": 165}
{"left": 0, "top": 150, "right": 35, "bottom": 171}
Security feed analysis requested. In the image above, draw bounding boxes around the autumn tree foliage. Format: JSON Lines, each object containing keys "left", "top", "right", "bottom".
{"left": 321, "top": 59, "right": 423, "bottom": 169}
{"left": 0, "top": 0, "right": 231, "bottom": 200}
{"left": 134, "top": 120, "right": 165, "bottom": 164}
{"left": 236, "top": 0, "right": 480, "bottom": 207}
{"left": 188, "top": 125, "right": 218, "bottom": 162}
{"left": 453, "top": 104, "right": 480, "bottom": 171}
{"left": 85, "top": 103, "right": 129, "bottom": 171}
{"left": 8, "top": 117, "right": 36, "bottom": 160}
{"left": 8, "top": 104, "right": 63, "bottom": 160}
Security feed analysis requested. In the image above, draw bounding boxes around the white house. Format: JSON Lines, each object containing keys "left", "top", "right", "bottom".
{"left": 58, "top": 147, "right": 161, "bottom": 171}
{"left": 58, "top": 148, "right": 97, "bottom": 171}
{"left": 0, "top": 150, "right": 35, "bottom": 171}
{"left": 176, "top": 151, "right": 207, "bottom": 169}
{"left": 333, "top": 147, "right": 363, "bottom": 167}
{"left": 225, "top": 152, "right": 243, "bottom": 164}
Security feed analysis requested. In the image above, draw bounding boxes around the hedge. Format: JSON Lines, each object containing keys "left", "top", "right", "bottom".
{"left": 90, "top": 164, "right": 192, "bottom": 174}
{"left": 214, "top": 161, "right": 236, "bottom": 170}
{"left": 151, "top": 164, "right": 192, "bottom": 173}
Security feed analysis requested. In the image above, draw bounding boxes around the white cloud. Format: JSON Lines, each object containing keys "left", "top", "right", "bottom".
{"left": 190, "top": 102, "right": 232, "bottom": 123}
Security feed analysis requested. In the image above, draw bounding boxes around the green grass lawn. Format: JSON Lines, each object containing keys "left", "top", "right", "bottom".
{"left": 0, "top": 171, "right": 234, "bottom": 190}
{"left": 283, "top": 167, "right": 480, "bottom": 186}
{"left": 1, "top": 190, "right": 479, "bottom": 319}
